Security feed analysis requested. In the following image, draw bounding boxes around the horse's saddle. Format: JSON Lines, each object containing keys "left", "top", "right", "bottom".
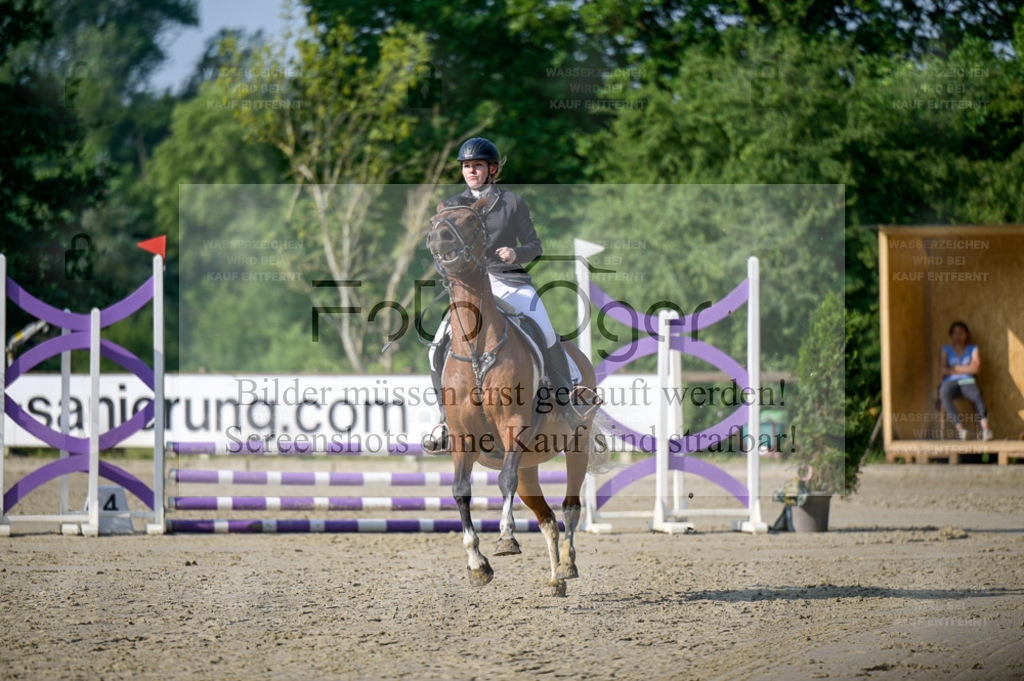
{"left": 437, "top": 298, "right": 581, "bottom": 386}
{"left": 431, "top": 302, "right": 584, "bottom": 461}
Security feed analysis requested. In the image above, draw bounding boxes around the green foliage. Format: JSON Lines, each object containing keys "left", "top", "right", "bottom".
{"left": 141, "top": 76, "right": 284, "bottom": 372}
{"left": 208, "top": 19, "right": 471, "bottom": 372}
{"left": 585, "top": 28, "right": 868, "bottom": 186}
{"left": 1, "top": 0, "right": 200, "bottom": 372}
{"left": 148, "top": 80, "right": 283, "bottom": 242}
{"left": 13, "top": 0, "right": 200, "bottom": 201}
{"left": 570, "top": 185, "right": 843, "bottom": 375}
{"left": 217, "top": 19, "right": 429, "bottom": 185}
{"left": 583, "top": 16, "right": 1022, "bottom": 493}
{"left": 301, "top": 0, "right": 603, "bottom": 184}
{"left": 792, "top": 291, "right": 850, "bottom": 495}
{"left": 175, "top": 184, "right": 351, "bottom": 373}
{"left": 20, "top": 0, "right": 198, "bottom": 97}
{"left": 0, "top": 0, "right": 108, "bottom": 318}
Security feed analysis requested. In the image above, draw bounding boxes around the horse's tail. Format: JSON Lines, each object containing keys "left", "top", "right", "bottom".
{"left": 586, "top": 410, "right": 619, "bottom": 475}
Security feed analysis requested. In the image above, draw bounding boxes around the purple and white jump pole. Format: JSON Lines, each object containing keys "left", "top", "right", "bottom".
{"left": 167, "top": 518, "right": 562, "bottom": 535}
{"left": 161, "top": 467, "right": 570, "bottom": 534}
{"left": 573, "top": 239, "right": 767, "bottom": 534}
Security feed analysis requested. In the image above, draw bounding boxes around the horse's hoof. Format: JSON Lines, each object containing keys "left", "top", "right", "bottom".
{"left": 555, "top": 563, "right": 579, "bottom": 580}
{"left": 546, "top": 579, "right": 567, "bottom": 597}
{"left": 493, "top": 537, "right": 521, "bottom": 556}
{"left": 467, "top": 564, "right": 494, "bottom": 587}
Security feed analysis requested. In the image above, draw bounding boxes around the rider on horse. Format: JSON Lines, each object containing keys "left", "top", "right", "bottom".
{"left": 424, "top": 137, "right": 589, "bottom": 454}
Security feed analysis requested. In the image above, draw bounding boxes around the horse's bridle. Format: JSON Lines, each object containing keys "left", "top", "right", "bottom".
{"left": 428, "top": 204, "right": 489, "bottom": 274}
{"left": 428, "top": 203, "right": 506, "bottom": 369}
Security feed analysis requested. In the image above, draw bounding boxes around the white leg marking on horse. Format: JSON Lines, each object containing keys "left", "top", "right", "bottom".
{"left": 463, "top": 528, "right": 487, "bottom": 570}
{"left": 539, "top": 517, "right": 560, "bottom": 580}
{"left": 500, "top": 495, "right": 516, "bottom": 539}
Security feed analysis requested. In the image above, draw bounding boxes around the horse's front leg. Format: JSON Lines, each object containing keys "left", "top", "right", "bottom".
{"left": 453, "top": 446, "right": 492, "bottom": 586}
{"left": 518, "top": 466, "right": 566, "bottom": 597}
{"left": 557, "top": 423, "right": 590, "bottom": 580}
{"left": 493, "top": 420, "right": 526, "bottom": 556}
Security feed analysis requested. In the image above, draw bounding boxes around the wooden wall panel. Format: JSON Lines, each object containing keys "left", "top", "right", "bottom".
{"left": 884, "top": 235, "right": 929, "bottom": 440}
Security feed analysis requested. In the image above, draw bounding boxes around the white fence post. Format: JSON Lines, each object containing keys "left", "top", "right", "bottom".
{"left": 82, "top": 308, "right": 101, "bottom": 537}
{"left": 0, "top": 255, "right": 7, "bottom": 536}
{"left": 148, "top": 255, "right": 166, "bottom": 534}
{"left": 574, "top": 239, "right": 610, "bottom": 533}
{"left": 651, "top": 310, "right": 691, "bottom": 534}
{"left": 735, "top": 256, "right": 767, "bottom": 533}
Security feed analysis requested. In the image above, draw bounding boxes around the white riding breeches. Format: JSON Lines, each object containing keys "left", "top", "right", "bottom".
{"left": 428, "top": 275, "right": 559, "bottom": 373}
{"left": 488, "top": 274, "right": 558, "bottom": 348}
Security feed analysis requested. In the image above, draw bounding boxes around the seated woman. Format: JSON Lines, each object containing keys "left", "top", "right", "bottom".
{"left": 939, "top": 321, "right": 994, "bottom": 441}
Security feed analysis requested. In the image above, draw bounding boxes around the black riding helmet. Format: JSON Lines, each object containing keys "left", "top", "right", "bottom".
{"left": 457, "top": 137, "right": 500, "bottom": 164}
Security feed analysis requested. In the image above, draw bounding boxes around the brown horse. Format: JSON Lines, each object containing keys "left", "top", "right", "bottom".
{"left": 425, "top": 197, "right": 610, "bottom": 596}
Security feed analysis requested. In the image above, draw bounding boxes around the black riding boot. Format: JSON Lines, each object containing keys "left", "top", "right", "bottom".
{"left": 423, "top": 335, "right": 450, "bottom": 455}
{"left": 545, "top": 341, "right": 590, "bottom": 425}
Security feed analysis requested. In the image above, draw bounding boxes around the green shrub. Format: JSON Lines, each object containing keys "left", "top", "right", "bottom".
{"left": 791, "top": 291, "right": 853, "bottom": 495}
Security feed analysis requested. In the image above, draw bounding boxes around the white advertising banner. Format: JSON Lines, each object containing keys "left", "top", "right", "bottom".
{"left": 4, "top": 373, "right": 660, "bottom": 451}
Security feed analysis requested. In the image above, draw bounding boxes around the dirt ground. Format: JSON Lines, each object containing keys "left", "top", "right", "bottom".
{"left": 1, "top": 458, "right": 1023, "bottom": 681}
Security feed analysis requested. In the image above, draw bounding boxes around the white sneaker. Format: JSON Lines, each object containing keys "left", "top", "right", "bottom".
{"left": 982, "top": 428, "right": 994, "bottom": 441}
{"left": 956, "top": 428, "right": 968, "bottom": 441}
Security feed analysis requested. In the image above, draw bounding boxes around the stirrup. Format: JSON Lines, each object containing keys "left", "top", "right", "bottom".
{"left": 423, "top": 423, "right": 450, "bottom": 455}
{"left": 561, "top": 386, "right": 602, "bottom": 424}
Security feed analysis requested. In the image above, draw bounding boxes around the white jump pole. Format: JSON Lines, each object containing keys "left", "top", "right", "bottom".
{"left": 573, "top": 238, "right": 609, "bottom": 534}
{"left": 670, "top": 326, "right": 683, "bottom": 510}
{"left": 148, "top": 254, "right": 166, "bottom": 534}
{"left": 652, "top": 309, "right": 670, "bottom": 530}
{"left": 652, "top": 310, "right": 692, "bottom": 534}
{"left": 82, "top": 308, "right": 101, "bottom": 537}
{"left": 735, "top": 256, "right": 767, "bottom": 533}
{"left": 0, "top": 255, "right": 7, "bottom": 536}
{"left": 574, "top": 238, "right": 604, "bottom": 361}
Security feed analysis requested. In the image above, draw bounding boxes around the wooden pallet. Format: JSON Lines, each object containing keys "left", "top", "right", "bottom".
{"left": 998, "top": 450, "right": 1024, "bottom": 465}
{"left": 885, "top": 439, "right": 1024, "bottom": 465}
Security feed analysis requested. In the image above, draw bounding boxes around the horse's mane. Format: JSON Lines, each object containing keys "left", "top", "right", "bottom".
{"left": 445, "top": 195, "right": 478, "bottom": 208}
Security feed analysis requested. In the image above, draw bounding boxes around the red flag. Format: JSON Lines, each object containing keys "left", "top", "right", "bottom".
{"left": 137, "top": 235, "right": 166, "bottom": 259}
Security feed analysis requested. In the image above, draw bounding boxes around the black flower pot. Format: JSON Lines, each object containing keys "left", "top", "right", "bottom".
{"left": 788, "top": 493, "right": 831, "bottom": 532}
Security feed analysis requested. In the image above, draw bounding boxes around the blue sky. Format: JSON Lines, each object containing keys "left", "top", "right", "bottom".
{"left": 148, "top": 0, "right": 300, "bottom": 93}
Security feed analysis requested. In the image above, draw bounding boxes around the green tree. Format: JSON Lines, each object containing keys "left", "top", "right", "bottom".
{"left": 141, "top": 76, "right": 285, "bottom": 372}
{"left": 582, "top": 13, "right": 1023, "bottom": 464}
{"left": 148, "top": 80, "right": 284, "bottom": 242}
{"left": 2, "top": 0, "right": 200, "bottom": 373}
{"left": 577, "top": 31, "right": 852, "bottom": 367}
{"left": 301, "top": 0, "right": 606, "bottom": 185}
{"left": 216, "top": 18, "right": 493, "bottom": 372}
{"left": 0, "top": 0, "right": 107, "bottom": 312}
{"left": 10, "top": 0, "right": 199, "bottom": 186}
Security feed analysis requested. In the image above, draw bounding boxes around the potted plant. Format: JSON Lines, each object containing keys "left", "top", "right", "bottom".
{"left": 775, "top": 291, "right": 849, "bottom": 531}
